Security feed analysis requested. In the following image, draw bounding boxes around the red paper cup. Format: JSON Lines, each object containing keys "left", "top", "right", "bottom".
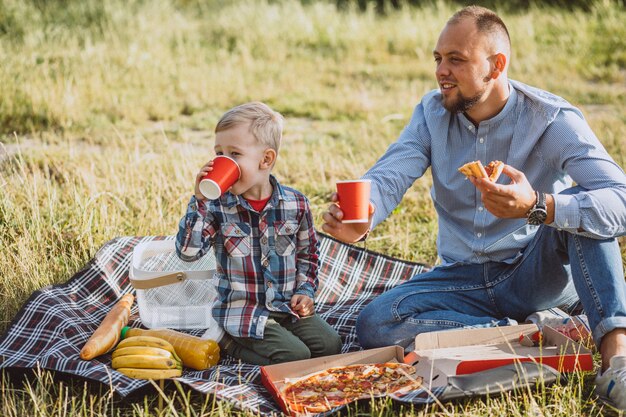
{"left": 199, "top": 156, "right": 241, "bottom": 199}
{"left": 336, "top": 179, "right": 371, "bottom": 223}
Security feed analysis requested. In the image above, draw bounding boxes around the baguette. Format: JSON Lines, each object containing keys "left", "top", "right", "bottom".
{"left": 80, "top": 293, "right": 134, "bottom": 360}
{"left": 458, "top": 160, "right": 504, "bottom": 182}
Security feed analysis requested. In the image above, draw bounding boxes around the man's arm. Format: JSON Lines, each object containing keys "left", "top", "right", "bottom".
{"left": 322, "top": 102, "right": 433, "bottom": 242}
{"left": 472, "top": 110, "right": 626, "bottom": 238}
{"left": 544, "top": 111, "right": 626, "bottom": 238}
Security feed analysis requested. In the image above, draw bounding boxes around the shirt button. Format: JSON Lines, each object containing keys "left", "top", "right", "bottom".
{"left": 468, "top": 125, "right": 474, "bottom": 131}
{"left": 479, "top": 137, "right": 484, "bottom": 143}
{"left": 261, "top": 237, "right": 268, "bottom": 245}
{"left": 477, "top": 232, "right": 482, "bottom": 237}
{"left": 478, "top": 206, "right": 484, "bottom": 211}
{"left": 262, "top": 259, "right": 269, "bottom": 267}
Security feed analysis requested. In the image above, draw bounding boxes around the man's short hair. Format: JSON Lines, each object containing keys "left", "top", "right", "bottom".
{"left": 215, "top": 102, "right": 284, "bottom": 152}
{"left": 449, "top": 6, "right": 511, "bottom": 52}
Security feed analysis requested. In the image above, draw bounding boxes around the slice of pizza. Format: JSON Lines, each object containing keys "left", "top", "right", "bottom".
{"left": 458, "top": 160, "right": 504, "bottom": 182}
{"left": 281, "top": 362, "right": 422, "bottom": 414}
{"left": 485, "top": 160, "right": 504, "bottom": 181}
{"left": 458, "top": 160, "right": 488, "bottom": 179}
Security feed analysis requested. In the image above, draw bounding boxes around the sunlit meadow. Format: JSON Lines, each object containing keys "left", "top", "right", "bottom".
{"left": 1, "top": 0, "right": 625, "bottom": 415}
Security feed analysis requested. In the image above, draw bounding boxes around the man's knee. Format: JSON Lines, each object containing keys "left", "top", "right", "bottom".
{"left": 356, "top": 304, "right": 386, "bottom": 349}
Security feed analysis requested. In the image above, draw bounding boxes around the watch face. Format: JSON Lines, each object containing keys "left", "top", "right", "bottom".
{"left": 528, "top": 208, "right": 548, "bottom": 226}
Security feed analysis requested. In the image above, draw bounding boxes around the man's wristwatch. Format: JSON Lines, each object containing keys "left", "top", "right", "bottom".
{"left": 527, "top": 191, "right": 547, "bottom": 226}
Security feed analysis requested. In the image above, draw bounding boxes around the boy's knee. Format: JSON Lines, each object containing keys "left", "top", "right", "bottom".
{"left": 319, "top": 332, "right": 343, "bottom": 356}
{"left": 270, "top": 345, "right": 311, "bottom": 364}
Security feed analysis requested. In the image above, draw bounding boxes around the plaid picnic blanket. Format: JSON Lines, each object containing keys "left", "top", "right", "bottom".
{"left": 0, "top": 233, "right": 438, "bottom": 415}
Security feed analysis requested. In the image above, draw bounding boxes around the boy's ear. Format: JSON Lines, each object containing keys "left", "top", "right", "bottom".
{"left": 260, "top": 148, "right": 277, "bottom": 169}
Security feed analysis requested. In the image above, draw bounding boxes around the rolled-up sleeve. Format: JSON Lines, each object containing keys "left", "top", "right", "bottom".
{"left": 543, "top": 110, "right": 626, "bottom": 238}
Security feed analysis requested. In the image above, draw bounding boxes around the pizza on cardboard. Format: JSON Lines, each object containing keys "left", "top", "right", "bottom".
{"left": 262, "top": 324, "right": 592, "bottom": 416}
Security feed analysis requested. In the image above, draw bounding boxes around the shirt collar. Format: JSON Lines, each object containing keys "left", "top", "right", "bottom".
{"left": 222, "top": 175, "right": 284, "bottom": 209}
{"left": 458, "top": 82, "right": 518, "bottom": 129}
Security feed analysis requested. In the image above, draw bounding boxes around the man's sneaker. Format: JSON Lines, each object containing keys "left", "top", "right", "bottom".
{"left": 595, "top": 356, "right": 626, "bottom": 410}
{"left": 525, "top": 308, "right": 593, "bottom": 347}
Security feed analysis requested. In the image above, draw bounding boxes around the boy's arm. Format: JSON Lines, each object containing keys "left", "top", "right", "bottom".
{"left": 175, "top": 196, "right": 217, "bottom": 261}
{"left": 293, "top": 198, "right": 319, "bottom": 299}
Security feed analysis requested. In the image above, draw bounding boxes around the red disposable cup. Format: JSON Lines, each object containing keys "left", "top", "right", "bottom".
{"left": 336, "top": 179, "right": 371, "bottom": 223}
{"left": 199, "top": 156, "right": 241, "bottom": 199}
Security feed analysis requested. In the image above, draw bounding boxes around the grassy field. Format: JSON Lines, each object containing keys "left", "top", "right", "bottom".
{"left": 1, "top": 0, "right": 625, "bottom": 415}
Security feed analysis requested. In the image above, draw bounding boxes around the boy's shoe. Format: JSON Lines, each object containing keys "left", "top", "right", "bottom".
{"left": 595, "top": 356, "right": 626, "bottom": 410}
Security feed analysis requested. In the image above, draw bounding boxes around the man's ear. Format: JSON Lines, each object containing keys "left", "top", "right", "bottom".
{"left": 490, "top": 53, "right": 507, "bottom": 79}
{"left": 260, "top": 148, "right": 277, "bottom": 169}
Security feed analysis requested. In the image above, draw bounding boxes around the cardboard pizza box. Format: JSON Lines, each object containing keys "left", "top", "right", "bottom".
{"left": 261, "top": 324, "right": 593, "bottom": 416}
{"left": 261, "top": 346, "right": 447, "bottom": 416}
{"left": 405, "top": 323, "right": 593, "bottom": 376}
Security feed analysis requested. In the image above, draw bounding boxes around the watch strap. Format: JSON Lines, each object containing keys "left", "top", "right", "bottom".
{"left": 536, "top": 191, "right": 546, "bottom": 209}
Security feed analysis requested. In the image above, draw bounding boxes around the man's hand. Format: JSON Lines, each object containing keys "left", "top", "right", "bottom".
{"left": 194, "top": 161, "right": 215, "bottom": 201}
{"left": 291, "top": 294, "right": 314, "bottom": 317}
{"left": 469, "top": 164, "right": 536, "bottom": 218}
{"left": 321, "top": 192, "right": 374, "bottom": 243}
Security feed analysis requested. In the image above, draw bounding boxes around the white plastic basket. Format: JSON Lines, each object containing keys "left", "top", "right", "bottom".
{"left": 129, "top": 240, "right": 223, "bottom": 339}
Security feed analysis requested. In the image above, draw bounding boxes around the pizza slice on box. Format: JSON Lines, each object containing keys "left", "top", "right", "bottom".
{"left": 281, "top": 362, "right": 423, "bottom": 414}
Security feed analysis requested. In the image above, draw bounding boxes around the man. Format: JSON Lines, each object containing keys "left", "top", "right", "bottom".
{"left": 322, "top": 6, "right": 626, "bottom": 409}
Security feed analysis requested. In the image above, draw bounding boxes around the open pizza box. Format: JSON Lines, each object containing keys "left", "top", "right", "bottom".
{"left": 404, "top": 323, "right": 593, "bottom": 375}
{"left": 261, "top": 324, "right": 593, "bottom": 416}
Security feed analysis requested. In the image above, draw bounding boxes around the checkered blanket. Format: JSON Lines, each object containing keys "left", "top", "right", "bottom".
{"left": 0, "top": 233, "right": 435, "bottom": 414}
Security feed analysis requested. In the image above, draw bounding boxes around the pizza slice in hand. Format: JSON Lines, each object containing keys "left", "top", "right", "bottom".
{"left": 458, "top": 160, "right": 503, "bottom": 182}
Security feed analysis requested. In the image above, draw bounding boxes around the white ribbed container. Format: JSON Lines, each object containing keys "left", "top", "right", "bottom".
{"left": 129, "top": 240, "right": 223, "bottom": 339}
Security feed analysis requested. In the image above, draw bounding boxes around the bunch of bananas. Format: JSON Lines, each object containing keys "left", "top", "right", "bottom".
{"left": 112, "top": 335, "right": 183, "bottom": 379}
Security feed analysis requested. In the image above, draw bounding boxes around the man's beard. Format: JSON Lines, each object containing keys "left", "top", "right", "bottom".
{"left": 442, "top": 88, "right": 485, "bottom": 114}
{"left": 442, "top": 74, "right": 490, "bottom": 114}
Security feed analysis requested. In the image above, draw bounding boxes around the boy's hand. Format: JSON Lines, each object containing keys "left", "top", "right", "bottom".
{"left": 291, "top": 294, "right": 314, "bottom": 317}
{"left": 194, "top": 161, "right": 215, "bottom": 201}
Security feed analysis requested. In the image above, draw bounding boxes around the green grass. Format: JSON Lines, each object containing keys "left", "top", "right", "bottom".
{"left": 1, "top": 0, "right": 625, "bottom": 415}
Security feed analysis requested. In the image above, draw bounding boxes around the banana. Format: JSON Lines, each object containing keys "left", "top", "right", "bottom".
{"left": 112, "top": 355, "right": 180, "bottom": 370}
{"left": 116, "top": 336, "right": 177, "bottom": 357}
{"left": 116, "top": 368, "right": 182, "bottom": 380}
{"left": 112, "top": 346, "right": 173, "bottom": 360}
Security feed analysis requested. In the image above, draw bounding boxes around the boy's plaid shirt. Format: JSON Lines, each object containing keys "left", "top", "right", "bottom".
{"left": 175, "top": 176, "right": 319, "bottom": 339}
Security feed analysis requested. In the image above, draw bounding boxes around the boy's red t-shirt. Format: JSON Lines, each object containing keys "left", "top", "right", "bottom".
{"left": 245, "top": 196, "right": 271, "bottom": 212}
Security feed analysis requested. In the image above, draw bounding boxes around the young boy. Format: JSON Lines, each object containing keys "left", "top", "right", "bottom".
{"left": 175, "top": 102, "right": 342, "bottom": 365}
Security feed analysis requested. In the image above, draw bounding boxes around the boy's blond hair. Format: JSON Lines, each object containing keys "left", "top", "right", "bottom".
{"left": 215, "top": 102, "right": 284, "bottom": 152}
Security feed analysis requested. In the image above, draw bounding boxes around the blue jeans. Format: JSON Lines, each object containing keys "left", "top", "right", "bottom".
{"left": 356, "top": 223, "right": 626, "bottom": 350}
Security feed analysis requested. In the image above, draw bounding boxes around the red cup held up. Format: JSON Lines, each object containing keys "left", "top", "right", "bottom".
{"left": 336, "top": 179, "right": 371, "bottom": 223}
{"left": 199, "top": 156, "right": 241, "bottom": 199}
